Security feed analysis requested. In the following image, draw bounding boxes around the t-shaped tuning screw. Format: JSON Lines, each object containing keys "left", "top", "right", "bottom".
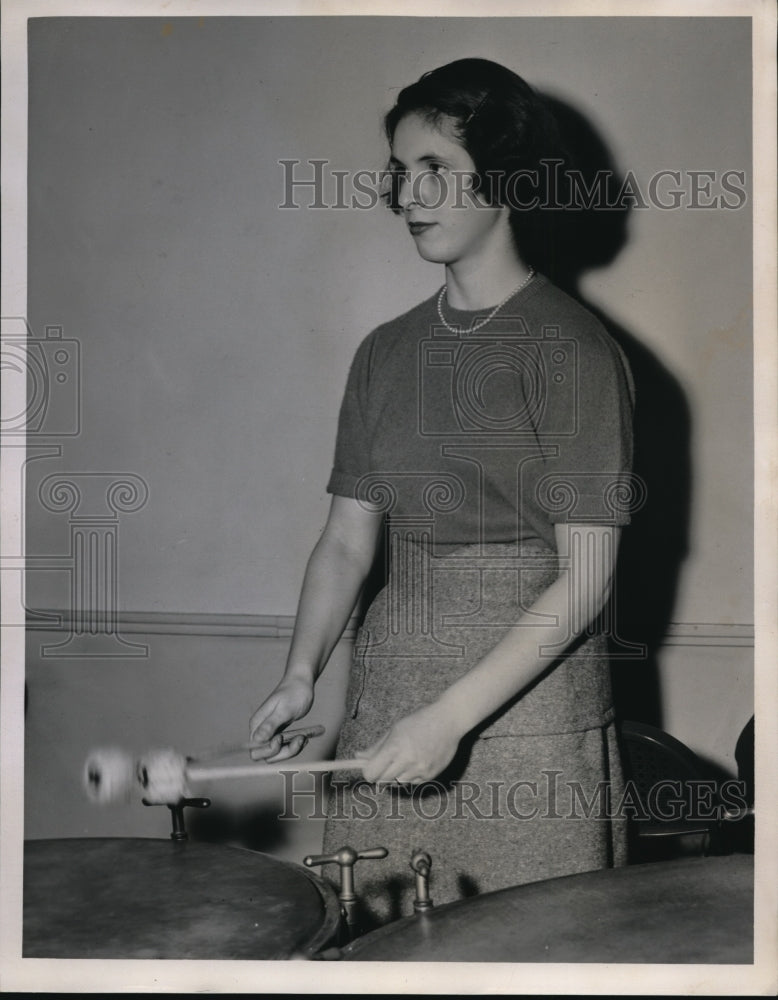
{"left": 410, "top": 850, "right": 433, "bottom": 912}
{"left": 142, "top": 796, "right": 211, "bottom": 841}
{"left": 304, "top": 845, "right": 388, "bottom": 941}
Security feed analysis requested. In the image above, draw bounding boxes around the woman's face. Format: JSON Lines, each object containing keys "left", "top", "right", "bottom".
{"left": 389, "top": 112, "right": 509, "bottom": 268}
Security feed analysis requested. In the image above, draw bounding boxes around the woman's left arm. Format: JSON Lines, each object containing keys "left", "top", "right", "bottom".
{"left": 361, "top": 522, "right": 620, "bottom": 783}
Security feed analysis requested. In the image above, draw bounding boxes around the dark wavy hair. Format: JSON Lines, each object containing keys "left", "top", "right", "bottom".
{"left": 382, "top": 58, "right": 570, "bottom": 266}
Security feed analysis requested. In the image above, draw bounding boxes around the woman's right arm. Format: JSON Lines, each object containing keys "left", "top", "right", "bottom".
{"left": 248, "top": 494, "right": 384, "bottom": 761}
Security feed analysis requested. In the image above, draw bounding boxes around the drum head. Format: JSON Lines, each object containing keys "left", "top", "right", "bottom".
{"left": 24, "top": 838, "right": 340, "bottom": 960}
{"left": 342, "top": 854, "right": 754, "bottom": 963}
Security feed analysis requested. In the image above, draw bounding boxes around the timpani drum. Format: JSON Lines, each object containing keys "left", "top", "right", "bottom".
{"left": 341, "top": 854, "right": 753, "bottom": 963}
{"left": 23, "top": 838, "right": 341, "bottom": 959}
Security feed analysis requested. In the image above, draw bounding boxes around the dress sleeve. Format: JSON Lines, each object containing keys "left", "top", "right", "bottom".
{"left": 326, "top": 333, "right": 374, "bottom": 499}
{"left": 537, "top": 323, "right": 636, "bottom": 526}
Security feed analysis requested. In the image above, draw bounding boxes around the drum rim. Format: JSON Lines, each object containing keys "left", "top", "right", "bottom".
{"left": 340, "top": 853, "right": 754, "bottom": 961}
{"left": 24, "top": 836, "right": 342, "bottom": 959}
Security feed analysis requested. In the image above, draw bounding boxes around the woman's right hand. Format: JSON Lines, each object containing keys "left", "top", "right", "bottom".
{"left": 248, "top": 676, "right": 315, "bottom": 762}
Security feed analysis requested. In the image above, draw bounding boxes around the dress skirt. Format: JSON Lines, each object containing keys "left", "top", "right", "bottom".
{"left": 322, "top": 539, "right": 627, "bottom": 929}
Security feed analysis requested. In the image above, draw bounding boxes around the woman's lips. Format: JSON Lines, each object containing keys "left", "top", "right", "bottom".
{"left": 408, "top": 221, "right": 437, "bottom": 235}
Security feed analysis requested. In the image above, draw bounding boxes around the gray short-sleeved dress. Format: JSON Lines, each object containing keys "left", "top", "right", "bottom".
{"left": 322, "top": 275, "right": 635, "bottom": 929}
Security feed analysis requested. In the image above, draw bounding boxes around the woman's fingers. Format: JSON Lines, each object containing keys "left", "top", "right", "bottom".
{"left": 360, "top": 710, "right": 458, "bottom": 782}
{"left": 365, "top": 758, "right": 425, "bottom": 784}
{"left": 249, "top": 731, "right": 310, "bottom": 762}
{"left": 358, "top": 735, "right": 386, "bottom": 781}
{"left": 263, "top": 733, "right": 308, "bottom": 763}
{"left": 249, "top": 732, "right": 282, "bottom": 761}
{"left": 249, "top": 678, "right": 315, "bottom": 751}
{"left": 249, "top": 714, "right": 273, "bottom": 747}
{"left": 362, "top": 746, "right": 404, "bottom": 784}
{"left": 361, "top": 728, "right": 428, "bottom": 782}
{"left": 394, "top": 769, "right": 425, "bottom": 785}
{"left": 249, "top": 702, "right": 287, "bottom": 745}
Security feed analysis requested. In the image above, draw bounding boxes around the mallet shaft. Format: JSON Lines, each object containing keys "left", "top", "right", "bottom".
{"left": 188, "top": 758, "right": 366, "bottom": 782}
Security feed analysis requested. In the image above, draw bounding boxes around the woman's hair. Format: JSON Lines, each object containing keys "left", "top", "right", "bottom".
{"left": 383, "top": 58, "right": 569, "bottom": 263}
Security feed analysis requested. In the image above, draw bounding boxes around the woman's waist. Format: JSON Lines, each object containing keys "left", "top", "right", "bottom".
{"left": 346, "top": 630, "right": 615, "bottom": 739}
{"left": 387, "top": 535, "right": 558, "bottom": 563}
{"left": 377, "top": 539, "right": 559, "bottom": 623}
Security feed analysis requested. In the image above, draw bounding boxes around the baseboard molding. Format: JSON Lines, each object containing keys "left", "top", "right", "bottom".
{"left": 24, "top": 609, "right": 753, "bottom": 647}
{"left": 661, "top": 622, "right": 754, "bottom": 647}
{"left": 24, "top": 609, "right": 358, "bottom": 640}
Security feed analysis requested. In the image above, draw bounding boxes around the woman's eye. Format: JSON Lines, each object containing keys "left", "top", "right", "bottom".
{"left": 428, "top": 162, "right": 445, "bottom": 174}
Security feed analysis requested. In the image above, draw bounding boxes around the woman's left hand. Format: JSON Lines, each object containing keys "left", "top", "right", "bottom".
{"left": 360, "top": 703, "right": 461, "bottom": 784}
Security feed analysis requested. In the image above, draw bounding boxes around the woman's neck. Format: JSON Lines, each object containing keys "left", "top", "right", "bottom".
{"left": 444, "top": 247, "right": 530, "bottom": 311}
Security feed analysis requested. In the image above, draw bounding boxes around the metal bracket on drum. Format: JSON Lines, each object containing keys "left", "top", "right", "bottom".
{"left": 142, "top": 795, "right": 211, "bottom": 840}
{"left": 304, "top": 844, "right": 388, "bottom": 942}
{"left": 410, "top": 850, "right": 433, "bottom": 913}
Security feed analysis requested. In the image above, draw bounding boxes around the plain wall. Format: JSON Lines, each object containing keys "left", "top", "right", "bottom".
{"left": 23, "top": 16, "right": 754, "bottom": 846}
{"left": 24, "top": 631, "right": 352, "bottom": 862}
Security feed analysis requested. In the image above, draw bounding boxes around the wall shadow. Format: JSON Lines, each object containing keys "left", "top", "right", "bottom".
{"left": 529, "top": 94, "right": 694, "bottom": 729}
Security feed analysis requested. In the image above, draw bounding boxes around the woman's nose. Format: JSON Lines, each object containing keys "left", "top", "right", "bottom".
{"left": 399, "top": 170, "right": 446, "bottom": 211}
{"left": 396, "top": 171, "right": 416, "bottom": 210}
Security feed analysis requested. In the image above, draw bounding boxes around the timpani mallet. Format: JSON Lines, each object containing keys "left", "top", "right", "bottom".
{"left": 83, "top": 725, "right": 367, "bottom": 806}
{"left": 135, "top": 752, "right": 367, "bottom": 805}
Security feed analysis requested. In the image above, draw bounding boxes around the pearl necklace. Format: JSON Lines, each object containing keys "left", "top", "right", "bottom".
{"left": 436, "top": 268, "right": 536, "bottom": 335}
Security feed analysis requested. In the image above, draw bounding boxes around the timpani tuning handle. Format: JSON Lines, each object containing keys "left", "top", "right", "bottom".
{"left": 303, "top": 845, "right": 389, "bottom": 901}
{"left": 410, "top": 850, "right": 433, "bottom": 912}
{"left": 168, "top": 797, "right": 211, "bottom": 841}
{"left": 354, "top": 847, "right": 390, "bottom": 862}
{"left": 142, "top": 795, "right": 211, "bottom": 841}
{"left": 304, "top": 845, "right": 388, "bottom": 942}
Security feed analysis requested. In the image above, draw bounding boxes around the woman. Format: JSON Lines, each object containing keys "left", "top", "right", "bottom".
{"left": 249, "top": 58, "right": 635, "bottom": 928}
